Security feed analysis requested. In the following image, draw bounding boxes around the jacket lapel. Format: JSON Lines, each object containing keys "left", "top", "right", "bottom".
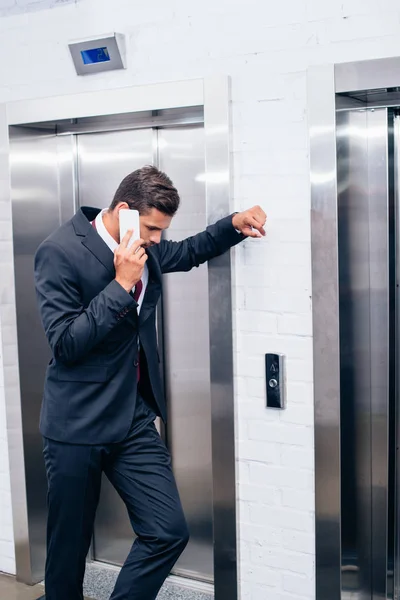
{"left": 82, "top": 232, "right": 116, "bottom": 278}
{"left": 74, "top": 207, "right": 116, "bottom": 278}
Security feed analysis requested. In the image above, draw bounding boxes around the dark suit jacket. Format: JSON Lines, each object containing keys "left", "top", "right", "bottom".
{"left": 34, "top": 206, "right": 244, "bottom": 444}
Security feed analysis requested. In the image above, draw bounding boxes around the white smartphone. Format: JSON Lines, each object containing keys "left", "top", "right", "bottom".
{"left": 119, "top": 209, "right": 140, "bottom": 249}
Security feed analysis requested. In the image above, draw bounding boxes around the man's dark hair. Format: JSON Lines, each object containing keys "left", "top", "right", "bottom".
{"left": 110, "top": 165, "right": 180, "bottom": 216}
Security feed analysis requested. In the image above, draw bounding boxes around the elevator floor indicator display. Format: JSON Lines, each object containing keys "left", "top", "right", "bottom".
{"left": 81, "top": 47, "right": 110, "bottom": 65}
{"left": 69, "top": 34, "right": 126, "bottom": 75}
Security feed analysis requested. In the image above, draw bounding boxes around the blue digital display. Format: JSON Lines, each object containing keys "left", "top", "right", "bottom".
{"left": 81, "top": 47, "right": 110, "bottom": 65}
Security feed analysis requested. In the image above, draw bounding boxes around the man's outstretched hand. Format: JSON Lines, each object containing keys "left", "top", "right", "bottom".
{"left": 232, "top": 206, "right": 267, "bottom": 238}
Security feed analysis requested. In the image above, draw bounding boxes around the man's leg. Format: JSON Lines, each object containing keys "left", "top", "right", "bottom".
{"left": 42, "top": 438, "right": 103, "bottom": 600}
{"left": 105, "top": 406, "right": 189, "bottom": 600}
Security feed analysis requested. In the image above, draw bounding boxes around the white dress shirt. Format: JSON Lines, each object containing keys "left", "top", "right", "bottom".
{"left": 94, "top": 209, "right": 148, "bottom": 314}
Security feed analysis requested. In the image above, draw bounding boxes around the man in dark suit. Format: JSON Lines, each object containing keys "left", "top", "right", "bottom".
{"left": 34, "top": 165, "right": 266, "bottom": 600}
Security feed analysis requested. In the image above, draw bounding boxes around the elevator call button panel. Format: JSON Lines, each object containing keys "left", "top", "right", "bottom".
{"left": 265, "top": 353, "right": 286, "bottom": 409}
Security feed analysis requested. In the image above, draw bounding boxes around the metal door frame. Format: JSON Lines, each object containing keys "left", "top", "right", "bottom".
{"left": 0, "top": 76, "right": 238, "bottom": 598}
{"left": 309, "top": 57, "right": 400, "bottom": 599}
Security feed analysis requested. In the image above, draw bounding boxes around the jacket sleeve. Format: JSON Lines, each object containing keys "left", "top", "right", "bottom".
{"left": 156, "top": 214, "right": 245, "bottom": 274}
{"left": 34, "top": 240, "right": 136, "bottom": 365}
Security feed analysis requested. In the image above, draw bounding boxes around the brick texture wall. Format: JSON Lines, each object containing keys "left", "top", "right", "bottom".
{"left": 1, "top": 1, "right": 400, "bottom": 598}
{"left": 0, "top": 0, "right": 76, "bottom": 17}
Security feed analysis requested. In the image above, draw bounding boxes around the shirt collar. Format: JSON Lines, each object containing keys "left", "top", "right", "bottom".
{"left": 95, "top": 209, "right": 118, "bottom": 253}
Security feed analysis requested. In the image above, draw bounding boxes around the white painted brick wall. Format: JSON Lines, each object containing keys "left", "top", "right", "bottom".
{"left": 0, "top": 0, "right": 77, "bottom": 17}
{"left": 0, "top": 0, "right": 399, "bottom": 596}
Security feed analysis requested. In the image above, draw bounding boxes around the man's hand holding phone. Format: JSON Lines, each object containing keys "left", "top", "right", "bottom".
{"left": 114, "top": 230, "right": 147, "bottom": 293}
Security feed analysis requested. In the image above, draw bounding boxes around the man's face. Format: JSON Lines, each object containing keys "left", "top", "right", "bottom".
{"left": 139, "top": 208, "right": 172, "bottom": 248}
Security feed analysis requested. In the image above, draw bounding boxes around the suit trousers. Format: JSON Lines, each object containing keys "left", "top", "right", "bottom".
{"left": 42, "top": 395, "right": 189, "bottom": 600}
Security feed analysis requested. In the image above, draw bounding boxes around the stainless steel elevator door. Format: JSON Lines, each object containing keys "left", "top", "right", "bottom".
{"left": 10, "top": 129, "right": 69, "bottom": 583}
{"left": 10, "top": 126, "right": 81, "bottom": 583}
{"left": 77, "top": 129, "right": 155, "bottom": 209}
{"left": 158, "top": 126, "right": 213, "bottom": 581}
{"left": 337, "top": 107, "right": 395, "bottom": 600}
{"left": 76, "top": 128, "right": 155, "bottom": 565}
{"left": 76, "top": 126, "right": 214, "bottom": 582}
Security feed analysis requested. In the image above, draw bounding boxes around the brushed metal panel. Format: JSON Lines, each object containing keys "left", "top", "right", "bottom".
{"left": 337, "top": 109, "right": 371, "bottom": 600}
{"left": 335, "top": 58, "right": 400, "bottom": 95}
{"left": 392, "top": 114, "right": 400, "bottom": 600}
{"left": 1, "top": 118, "right": 32, "bottom": 585}
{"left": 386, "top": 108, "right": 396, "bottom": 600}
{"left": 203, "top": 76, "right": 237, "bottom": 600}
{"left": 77, "top": 128, "right": 154, "bottom": 210}
{"left": 309, "top": 65, "right": 342, "bottom": 600}
{"left": 367, "top": 109, "right": 391, "bottom": 600}
{"left": 337, "top": 108, "right": 391, "bottom": 600}
{"left": 9, "top": 128, "right": 72, "bottom": 583}
{"left": 158, "top": 125, "right": 213, "bottom": 582}
{"left": 76, "top": 128, "right": 155, "bottom": 566}
{"left": 7, "top": 80, "right": 204, "bottom": 126}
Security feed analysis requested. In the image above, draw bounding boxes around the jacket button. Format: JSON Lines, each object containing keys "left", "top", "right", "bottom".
{"left": 134, "top": 359, "right": 139, "bottom": 367}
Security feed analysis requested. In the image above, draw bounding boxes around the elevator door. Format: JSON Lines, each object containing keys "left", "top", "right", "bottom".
{"left": 158, "top": 126, "right": 213, "bottom": 579}
{"left": 75, "top": 126, "right": 213, "bottom": 581}
{"left": 76, "top": 128, "right": 155, "bottom": 567}
{"left": 336, "top": 106, "right": 397, "bottom": 600}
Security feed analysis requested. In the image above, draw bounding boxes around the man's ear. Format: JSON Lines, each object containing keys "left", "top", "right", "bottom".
{"left": 115, "top": 202, "right": 130, "bottom": 217}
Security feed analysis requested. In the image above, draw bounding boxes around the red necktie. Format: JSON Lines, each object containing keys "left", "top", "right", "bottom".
{"left": 133, "top": 280, "right": 143, "bottom": 302}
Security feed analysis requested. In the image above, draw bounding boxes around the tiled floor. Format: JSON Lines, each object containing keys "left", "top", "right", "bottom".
{"left": 0, "top": 573, "right": 45, "bottom": 600}
{"left": 0, "top": 573, "right": 93, "bottom": 600}
{"left": 0, "top": 568, "right": 212, "bottom": 600}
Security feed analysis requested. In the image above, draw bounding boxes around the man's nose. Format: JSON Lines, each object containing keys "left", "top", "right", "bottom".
{"left": 151, "top": 232, "right": 162, "bottom": 245}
